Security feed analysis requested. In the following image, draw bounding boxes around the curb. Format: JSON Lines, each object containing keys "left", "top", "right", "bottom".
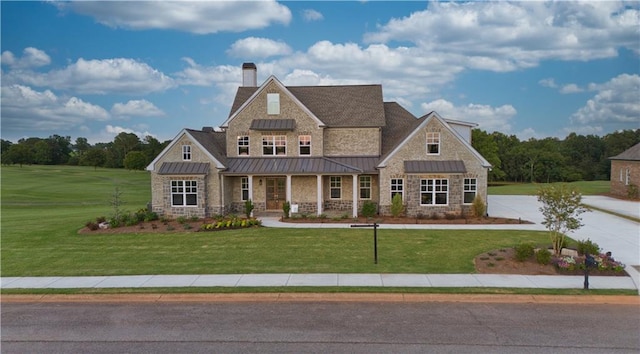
{"left": 2, "top": 293, "right": 639, "bottom": 304}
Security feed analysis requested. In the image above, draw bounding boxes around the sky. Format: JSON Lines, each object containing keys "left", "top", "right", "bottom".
{"left": 1, "top": 1, "right": 639, "bottom": 144}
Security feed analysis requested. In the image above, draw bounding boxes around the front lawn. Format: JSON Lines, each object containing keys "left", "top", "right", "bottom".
{"left": 2, "top": 165, "right": 550, "bottom": 277}
{"left": 489, "top": 180, "right": 610, "bottom": 195}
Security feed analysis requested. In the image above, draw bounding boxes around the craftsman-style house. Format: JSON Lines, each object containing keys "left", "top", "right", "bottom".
{"left": 147, "top": 63, "right": 491, "bottom": 218}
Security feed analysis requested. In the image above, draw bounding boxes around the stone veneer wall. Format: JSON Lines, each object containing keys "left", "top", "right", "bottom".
{"left": 378, "top": 117, "right": 488, "bottom": 217}
{"left": 323, "top": 128, "right": 380, "bottom": 156}
{"left": 610, "top": 160, "right": 640, "bottom": 199}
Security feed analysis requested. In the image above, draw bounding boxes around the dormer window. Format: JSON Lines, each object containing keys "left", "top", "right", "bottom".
{"left": 267, "top": 93, "right": 280, "bottom": 115}
{"left": 182, "top": 145, "right": 191, "bottom": 161}
{"left": 426, "top": 132, "right": 440, "bottom": 155}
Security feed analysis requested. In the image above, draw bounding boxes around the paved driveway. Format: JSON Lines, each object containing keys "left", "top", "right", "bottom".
{"left": 488, "top": 195, "right": 639, "bottom": 271}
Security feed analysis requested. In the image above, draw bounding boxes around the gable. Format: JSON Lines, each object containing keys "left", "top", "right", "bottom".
{"left": 146, "top": 129, "right": 225, "bottom": 172}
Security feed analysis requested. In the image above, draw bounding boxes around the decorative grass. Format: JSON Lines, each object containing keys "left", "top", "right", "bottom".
{"left": 2, "top": 165, "right": 551, "bottom": 277}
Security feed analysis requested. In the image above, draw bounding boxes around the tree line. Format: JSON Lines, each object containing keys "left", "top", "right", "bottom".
{"left": 471, "top": 129, "right": 640, "bottom": 183}
{"left": 1, "top": 129, "right": 639, "bottom": 180}
{"left": 1, "top": 133, "right": 170, "bottom": 170}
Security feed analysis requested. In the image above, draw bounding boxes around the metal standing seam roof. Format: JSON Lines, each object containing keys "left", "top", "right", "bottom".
{"left": 158, "top": 162, "right": 210, "bottom": 175}
{"left": 222, "top": 157, "right": 375, "bottom": 175}
{"left": 404, "top": 160, "right": 467, "bottom": 174}
{"left": 250, "top": 119, "right": 296, "bottom": 131}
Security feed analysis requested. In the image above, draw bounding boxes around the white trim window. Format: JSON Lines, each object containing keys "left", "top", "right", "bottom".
{"left": 426, "top": 132, "right": 440, "bottom": 155}
{"left": 299, "top": 135, "right": 311, "bottom": 155}
{"left": 390, "top": 178, "right": 403, "bottom": 200}
{"left": 619, "top": 168, "right": 624, "bottom": 182}
{"left": 359, "top": 176, "right": 371, "bottom": 199}
{"left": 625, "top": 168, "right": 631, "bottom": 186}
{"left": 262, "top": 135, "right": 286, "bottom": 156}
{"left": 171, "top": 180, "right": 197, "bottom": 206}
{"left": 267, "top": 93, "right": 280, "bottom": 115}
{"left": 463, "top": 178, "right": 477, "bottom": 204}
{"left": 182, "top": 145, "right": 191, "bottom": 161}
{"left": 238, "top": 136, "right": 249, "bottom": 156}
{"left": 241, "top": 177, "right": 249, "bottom": 201}
{"left": 330, "top": 176, "right": 341, "bottom": 199}
{"left": 420, "top": 179, "right": 448, "bottom": 205}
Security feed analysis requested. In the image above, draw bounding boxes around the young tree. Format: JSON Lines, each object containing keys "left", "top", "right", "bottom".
{"left": 537, "top": 184, "right": 589, "bottom": 256}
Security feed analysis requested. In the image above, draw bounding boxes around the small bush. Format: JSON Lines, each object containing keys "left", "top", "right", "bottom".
{"left": 85, "top": 221, "right": 99, "bottom": 231}
{"left": 390, "top": 194, "right": 404, "bottom": 217}
{"left": 144, "top": 211, "right": 159, "bottom": 222}
{"left": 515, "top": 243, "right": 535, "bottom": 262}
{"left": 627, "top": 184, "right": 639, "bottom": 199}
{"left": 577, "top": 238, "right": 600, "bottom": 256}
{"left": 536, "top": 248, "right": 552, "bottom": 265}
{"left": 472, "top": 195, "right": 486, "bottom": 218}
{"left": 244, "top": 199, "right": 254, "bottom": 218}
{"left": 361, "top": 201, "right": 377, "bottom": 218}
{"left": 176, "top": 216, "right": 187, "bottom": 224}
{"left": 282, "top": 201, "right": 291, "bottom": 218}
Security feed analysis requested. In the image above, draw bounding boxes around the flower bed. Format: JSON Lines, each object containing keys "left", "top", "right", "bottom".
{"left": 199, "top": 216, "right": 261, "bottom": 231}
{"left": 553, "top": 253, "right": 626, "bottom": 275}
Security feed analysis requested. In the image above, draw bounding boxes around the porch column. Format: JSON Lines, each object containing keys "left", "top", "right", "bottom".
{"left": 316, "top": 174, "right": 323, "bottom": 216}
{"left": 286, "top": 174, "right": 292, "bottom": 217}
{"left": 352, "top": 174, "right": 358, "bottom": 218}
{"left": 248, "top": 175, "right": 254, "bottom": 201}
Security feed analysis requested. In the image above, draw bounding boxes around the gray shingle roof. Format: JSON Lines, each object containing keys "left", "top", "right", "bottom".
{"left": 404, "top": 160, "right": 467, "bottom": 174}
{"left": 158, "top": 162, "right": 210, "bottom": 175}
{"left": 381, "top": 102, "right": 423, "bottom": 156}
{"left": 610, "top": 143, "right": 640, "bottom": 161}
{"left": 186, "top": 129, "right": 227, "bottom": 165}
{"left": 229, "top": 84, "right": 386, "bottom": 128}
{"left": 250, "top": 119, "right": 295, "bottom": 131}
{"left": 223, "top": 157, "right": 369, "bottom": 175}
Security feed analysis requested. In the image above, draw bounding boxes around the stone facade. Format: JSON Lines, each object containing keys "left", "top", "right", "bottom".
{"left": 323, "top": 128, "right": 380, "bottom": 156}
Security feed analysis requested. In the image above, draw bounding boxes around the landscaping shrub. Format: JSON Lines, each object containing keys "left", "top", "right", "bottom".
{"left": 472, "top": 195, "right": 486, "bottom": 218}
{"left": 244, "top": 199, "right": 254, "bottom": 218}
{"left": 85, "top": 221, "right": 99, "bottom": 231}
{"left": 514, "top": 243, "right": 535, "bottom": 262}
{"left": 576, "top": 238, "right": 600, "bottom": 256}
{"left": 390, "top": 194, "right": 403, "bottom": 217}
{"left": 535, "top": 248, "right": 552, "bottom": 265}
{"left": 176, "top": 216, "right": 187, "bottom": 224}
{"left": 360, "top": 201, "right": 376, "bottom": 218}
{"left": 282, "top": 201, "right": 291, "bottom": 218}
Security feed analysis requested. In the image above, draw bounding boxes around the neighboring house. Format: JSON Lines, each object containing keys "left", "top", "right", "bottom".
{"left": 609, "top": 142, "right": 640, "bottom": 199}
{"left": 147, "top": 63, "right": 491, "bottom": 218}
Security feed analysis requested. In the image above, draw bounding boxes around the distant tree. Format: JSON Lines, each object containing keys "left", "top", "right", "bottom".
{"left": 472, "top": 129, "right": 505, "bottom": 181}
{"left": 537, "top": 184, "right": 589, "bottom": 256}
{"left": 123, "top": 151, "right": 147, "bottom": 170}
{"left": 74, "top": 137, "right": 91, "bottom": 157}
{"left": 33, "top": 140, "right": 53, "bottom": 164}
{"left": 3, "top": 143, "right": 33, "bottom": 166}
{"left": 111, "top": 133, "right": 141, "bottom": 167}
{"left": 80, "top": 148, "right": 107, "bottom": 170}
{"left": 1, "top": 139, "right": 13, "bottom": 153}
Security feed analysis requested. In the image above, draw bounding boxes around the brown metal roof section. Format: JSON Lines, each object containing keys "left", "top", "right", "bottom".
{"left": 229, "top": 85, "right": 386, "bottom": 128}
{"left": 158, "top": 162, "right": 210, "bottom": 175}
{"left": 610, "top": 142, "right": 640, "bottom": 161}
{"left": 223, "top": 157, "right": 372, "bottom": 175}
{"left": 250, "top": 119, "right": 296, "bottom": 131}
{"left": 404, "top": 160, "right": 467, "bottom": 174}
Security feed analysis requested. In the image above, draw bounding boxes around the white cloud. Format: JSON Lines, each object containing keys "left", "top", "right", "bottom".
{"left": 105, "top": 124, "right": 154, "bottom": 139}
{"left": 1, "top": 84, "right": 109, "bottom": 132}
{"left": 570, "top": 74, "right": 640, "bottom": 125}
{"left": 0, "top": 47, "right": 51, "bottom": 69}
{"left": 559, "top": 84, "right": 583, "bottom": 94}
{"left": 538, "top": 78, "right": 557, "bottom": 88}
{"left": 302, "top": 9, "right": 323, "bottom": 22}
{"left": 420, "top": 98, "right": 517, "bottom": 132}
{"left": 5, "top": 57, "right": 174, "bottom": 95}
{"left": 59, "top": 1, "right": 291, "bottom": 34}
{"left": 111, "top": 100, "right": 165, "bottom": 118}
{"left": 364, "top": 2, "right": 639, "bottom": 71}
{"left": 227, "top": 37, "right": 293, "bottom": 58}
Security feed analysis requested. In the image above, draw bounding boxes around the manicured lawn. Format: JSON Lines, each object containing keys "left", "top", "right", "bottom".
{"left": 489, "top": 180, "right": 610, "bottom": 195}
{"left": 2, "top": 165, "right": 550, "bottom": 277}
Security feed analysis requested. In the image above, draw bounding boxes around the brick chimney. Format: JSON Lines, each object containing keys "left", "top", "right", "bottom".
{"left": 242, "top": 62, "right": 257, "bottom": 87}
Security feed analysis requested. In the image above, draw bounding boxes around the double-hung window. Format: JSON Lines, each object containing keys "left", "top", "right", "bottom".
{"left": 330, "top": 176, "right": 341, "bottom": 199}
{"left": 359, "top": 176, "right": 371, "bottom": 199}
{"left": 241, "top": 177, "right": 249, "bottom": 201}
{"left": 390, "top": 178, "right": 403, "bottom": 200}
{"left": 426, "top": 132, "right": 440, "bottom": 155}
{"left": 299, "top": 135, "right": 311, "bottom": 155}
{"left": 262, "top": 135, "right": 286, "bottom": 156}
{"left": 463, "top": 178, "right": 477, "bottom": 204}
{"left": 238, "top": 136, "right": 249, "bottom": 156}
{"left": 420, "top": 179, "right": 448, "bottom": 205}
{"left": 625, "top": 169, "right": 631, "bottom": 186}
{"left": 171, "top": 180, "right": 197, "bottom": 206}
{"left": 182, "top": 145, "right": 191, "bottom": 160}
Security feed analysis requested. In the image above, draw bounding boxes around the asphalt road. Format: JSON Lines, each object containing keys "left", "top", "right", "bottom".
{"left": 2, "top": 301, "right": 639, "bottom": 353}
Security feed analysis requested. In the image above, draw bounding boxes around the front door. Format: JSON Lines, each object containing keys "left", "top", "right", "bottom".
{"left": 265, "top": 177, "right": 286, "bottom": 210}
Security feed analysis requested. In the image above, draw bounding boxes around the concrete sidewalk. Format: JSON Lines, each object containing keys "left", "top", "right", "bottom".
{"left": 1, "top": 273, "right": 636, "bottom": 290}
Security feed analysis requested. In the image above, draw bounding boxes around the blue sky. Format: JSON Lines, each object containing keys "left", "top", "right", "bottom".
{"left": 1, "top": 1, "right": 638, "bottom": 144}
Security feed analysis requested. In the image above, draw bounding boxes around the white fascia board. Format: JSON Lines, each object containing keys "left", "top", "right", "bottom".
{"left": 220, "top": 75, "right": 325, "bottom": 128}
{"left": 146, "top": 129, "right": 188, "bottom": 171}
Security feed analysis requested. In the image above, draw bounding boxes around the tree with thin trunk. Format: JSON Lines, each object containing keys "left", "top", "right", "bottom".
{"left": 537, "top": 184, "right": 589, "bottom": 256}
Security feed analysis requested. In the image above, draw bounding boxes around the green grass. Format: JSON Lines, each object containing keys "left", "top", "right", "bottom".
{"left": 489, "top": 180, "right": 610, "bottom": 195}
{"left": 2, "top": 165, "right": 552, "bottom": 277}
